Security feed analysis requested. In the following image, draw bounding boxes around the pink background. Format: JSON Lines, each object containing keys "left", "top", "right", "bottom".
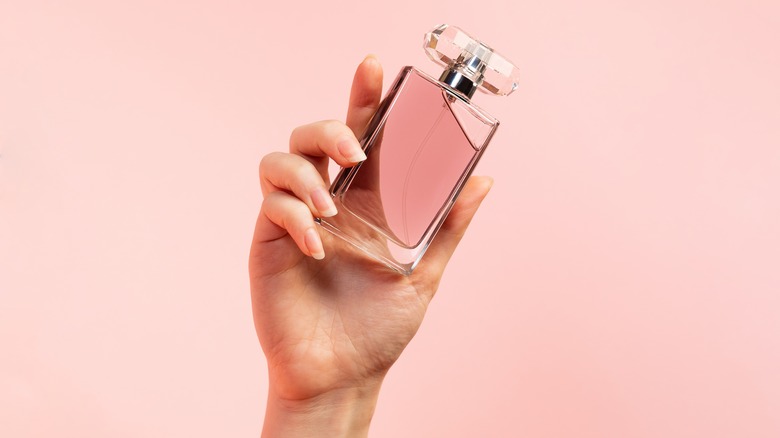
{"left": 2, "top": 1, "right": 779, "bottom": 437}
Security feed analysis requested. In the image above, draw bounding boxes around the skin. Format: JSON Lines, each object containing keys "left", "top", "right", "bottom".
{"left": 249, "top": 55, "right": 493, "bottom": 437}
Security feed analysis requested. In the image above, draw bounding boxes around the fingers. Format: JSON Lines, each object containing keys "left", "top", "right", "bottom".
{"left": 260, "top": 152, "right": 338, "bottom": 218}
{"left": 289, "top": 120, "right": 367, "bottom": 169}
{"left": 289, "top": 56, "right": 382, "bottom": 169}
{"left": 416, "top": 176, "right": 494, "bottom": 289}
{"left": 346, "top": 55, "right": 383, "bottom": 137}
{"left": 254, "top": 191, "right": 325, "bottom": 260}
{"left": 256, "top": 151, "right": 339, "bottom": 261}
{"left": 252, "top": 56, "right": 384, "bottom": 263}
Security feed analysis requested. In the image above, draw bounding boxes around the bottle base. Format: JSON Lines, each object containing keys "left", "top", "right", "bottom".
{"left": 316, "top": 216, "right": 421, "bottom": 276}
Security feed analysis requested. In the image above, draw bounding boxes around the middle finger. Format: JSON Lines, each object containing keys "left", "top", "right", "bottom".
{"left": 260, "top": 152, "right": 338, "bottom": 218}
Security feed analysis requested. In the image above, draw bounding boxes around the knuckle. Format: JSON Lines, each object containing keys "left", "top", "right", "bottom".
{"left": 262, "top": 190, "right": 283, "bottom": 206}
{"left": 289, "top": 125, "right": 303, "bottom": 146}
{"left": 259, "top": 193, "right": 277, "bottom": 215}
{"left": 258, "top": 155, "right": 271, "bottom": 176}
{"left": 289, "top": 124, "right": 313, "bottom": 152}
{"left": 290, "top": 159, "right": 315, "bottom": 185}
{"left": 323, "top": 119, "right": 348, "bottom": 138}
{"left": 258, "top": 152, "right": 281, "bottom": 177}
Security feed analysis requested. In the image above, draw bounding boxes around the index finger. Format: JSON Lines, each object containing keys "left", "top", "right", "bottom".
{"left": 346, "top": 55, "right": 384, "bottom": 138}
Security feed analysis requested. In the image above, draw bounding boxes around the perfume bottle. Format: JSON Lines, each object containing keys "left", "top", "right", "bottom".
{"left": 318, "top": 24, "right": 520, "bottom": 274}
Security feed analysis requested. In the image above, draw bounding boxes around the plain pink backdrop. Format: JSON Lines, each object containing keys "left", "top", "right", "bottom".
{"left": 1, "top": 1, "right": 779, "bottom": 437}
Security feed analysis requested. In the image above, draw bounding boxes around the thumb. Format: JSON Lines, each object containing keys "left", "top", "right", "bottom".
{"left": 415, "top": 175, "right": 494, "bottom": 284}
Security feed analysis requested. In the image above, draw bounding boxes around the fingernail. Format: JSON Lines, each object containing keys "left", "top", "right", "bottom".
{"left": 363, "top": 54, "right": 379, "bottom": 66}
{"left": 484, "top": 176, "right": 495, "bottom": 191}
{"left": 311, "top": 187, "right": 337, "bottom": 217}
{"left": 337, "top": 138, "right": 367, "bottom": 163}
{"left": 304, "top": 228, "right": 325, "bottom": 260}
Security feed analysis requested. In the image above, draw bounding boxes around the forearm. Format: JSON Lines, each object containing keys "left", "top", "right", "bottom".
{"left": 262, "top": 381, "right": 384, "bottom": 438}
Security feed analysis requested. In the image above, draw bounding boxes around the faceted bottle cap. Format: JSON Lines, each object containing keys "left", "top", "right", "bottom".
{"left": 424, "top": 24, "right": 520, "bottom": 97}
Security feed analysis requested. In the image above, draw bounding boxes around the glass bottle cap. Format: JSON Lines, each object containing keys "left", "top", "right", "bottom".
{"left": 424, "top": 24, "right": 520, "bottom": 97}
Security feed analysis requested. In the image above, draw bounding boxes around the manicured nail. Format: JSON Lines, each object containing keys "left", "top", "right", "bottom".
{"left": 337, "top": 138, "right": 367, "bottom": 163}
{"left": 311, "top": 187, "right": 337, "bottom": 217}
{"left": 363, "top": 54, "right": 379, "bottom": 66}
{"left": 304, "top": 228, "right": 325, "bottom": 260}
{"left": 484, "top": 176, "right": 495, "bottom": 191}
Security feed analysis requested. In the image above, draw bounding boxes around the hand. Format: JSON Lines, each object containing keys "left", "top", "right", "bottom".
{"left": 249, "top": 56, "right": 493, "bottom": 437}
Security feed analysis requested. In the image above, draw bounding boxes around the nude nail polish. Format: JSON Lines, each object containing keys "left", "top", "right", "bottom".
{"left": 317, "top": 24, "right": 520, "bottom": 274}
{"left": 304, "top": 228, "right": 325, "bottom": 260}
{"left": 311, "top": 187, "right": 338, "bottom": 217}
{"left": 337, "top": 138, "right": 367, "bottom": 163}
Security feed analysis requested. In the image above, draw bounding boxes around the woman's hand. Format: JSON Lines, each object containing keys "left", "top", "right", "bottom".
{"left": 249, "top": 56, "right": 493, "bottom": 437}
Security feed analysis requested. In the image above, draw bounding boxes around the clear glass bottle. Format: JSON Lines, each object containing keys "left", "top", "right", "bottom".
{"left": 318, "top": 24, "right": 520, "bottom": 274}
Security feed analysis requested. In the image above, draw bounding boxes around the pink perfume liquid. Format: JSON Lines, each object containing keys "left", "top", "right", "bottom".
{"left": 319, "top": 67, "right": 498, "bottom": 273}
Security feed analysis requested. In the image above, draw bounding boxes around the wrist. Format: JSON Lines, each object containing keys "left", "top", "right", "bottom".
{"left": 262, "top": 379, "right": 384, "bottom": 438}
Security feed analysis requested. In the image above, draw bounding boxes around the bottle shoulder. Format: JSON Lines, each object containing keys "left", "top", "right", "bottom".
{"left": 391, "top": 66, "right": 498, "bottom": 125}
